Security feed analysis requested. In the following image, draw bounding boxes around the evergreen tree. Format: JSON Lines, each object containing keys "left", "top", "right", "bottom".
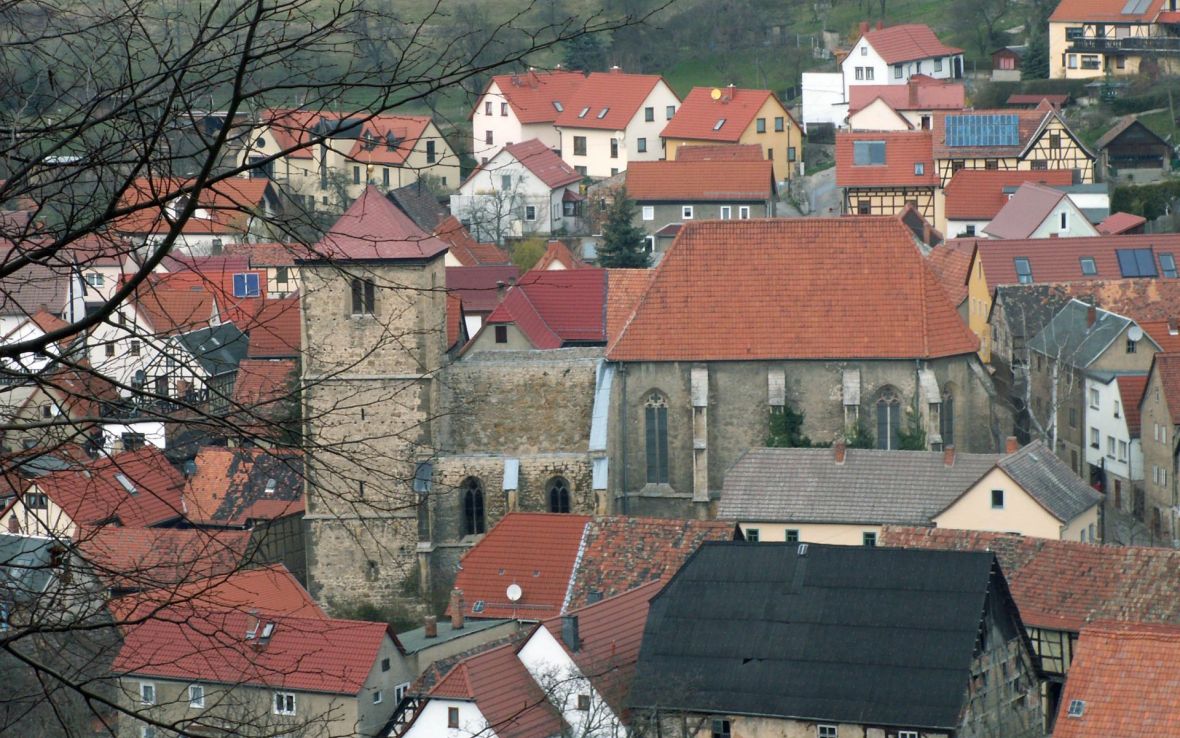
{"left": 767, "top": 406, "right": 812, "bottom": 448}
{"left": 562, "top": 33, "right": 609, "bottom": 72}
{"left": 1022, "top": 27, "right": 1049, "bottom": 80}
{"left": 597, "top": 191, "right": 650, "bottom": 268}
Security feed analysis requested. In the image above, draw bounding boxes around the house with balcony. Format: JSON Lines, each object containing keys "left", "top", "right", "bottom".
{"left": 1050, "top": 0, "right": 1180, "bottom": 80}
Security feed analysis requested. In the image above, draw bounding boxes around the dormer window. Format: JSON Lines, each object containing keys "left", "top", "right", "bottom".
{"left": 852, "top": 141, "right": 885, "bottom": 165}
{"left": 597, "top": 107, "right": 609, "bottom": 119}
{"left": 578, "top": 106, "right": 590, "bottom": 118}
{"left": 1014, "top": 257, "right": 1033, "bottom": 284}
{"left": 713, "top": 119, "right": 726, "bottom": 131}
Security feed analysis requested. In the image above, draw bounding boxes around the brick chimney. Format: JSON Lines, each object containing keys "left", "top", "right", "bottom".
{"left": 944, "top": 445, "right": 956, "bottom": 467}
{"left": 449, "top": 589, "right": 465, "bottom": 630}
{"left": 876, "top": 20, "right": 884, "bottom": 30}
{"left": 1087, "top": 302, "right": 1098, "bottom": 327}
{"left": 424, "top": 615, "right": 438, "bottom": 638}
{"left": 859, "top": 21, "right": 870, "bottom": 34}
{"left": 723, "top": 83, "right": 736, "bottom": 102}
{"left": 834, "top": 440, "right": 847, "bottom": 464}
{"left": 1006, "top": 436, "right": 1020, "bottom": 454}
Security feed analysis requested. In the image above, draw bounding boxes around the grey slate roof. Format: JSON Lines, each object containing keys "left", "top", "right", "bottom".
{"left": 718, "top": 447, "right": 998, "bottom": 524}
{"left": 0, "top": 533, "right": 56, "bottom": 604}
{"left": 996, "top": 440, "right": 1103, "bottom": 523}
{"left": 396, "top": 617, "right": 513, "bottom": 654}
{"left": 1026, "top": 299, "right": 1140, "bottom": 369}
{"left": 174, "top": 322, "right": 248, "bottom": 377}
{"left": 630, "top": 542, "right": 1005, "bottom": 730}
{"left": 387, "top": 182, "right": 447, "bottom": 233}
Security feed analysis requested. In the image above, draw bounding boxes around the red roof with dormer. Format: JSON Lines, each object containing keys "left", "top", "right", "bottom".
{"left": 660, "top": 87, "right": 794, "bottom": 142}
{"left": 835, "top": 130, "right": 937, "bottom": 187}
{"left": 476, "top": 70, "right": 588, "bottom": 124}
{"left": 553, "top": 70, "right": 673, "bottom": 131}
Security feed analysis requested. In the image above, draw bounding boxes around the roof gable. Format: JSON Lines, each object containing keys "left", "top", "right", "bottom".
{"left": 309, "top": 186, "right": 448, "bottom": 261}
{"left": 944, "top": 169, "right": 1073, "bottom": 220}
{"left": 861, "top": 23, "right": 963, "bottom": 64}
{"left": 1026, "top": 299, "right": 1143, "bottom": 368}
{"left": 553, "top": 71, "right": 671, "bottom": 130}
{"left": 483, "top": 269, "right": 608, "bottom": 347}
{"left": 660, "top": 87, "right": 785, "bottom": 142}
{"left": 992, "top": 440, "right": 1103, "bottom": 522}
{"left": 480, "top": 70, "right": 588, "bottom": 125}
{"left": 625, "top": 160, "right": 774, "bottom": 202}
{"left": 503, "top": 139, "right": 582, "bottom": 189}
{"left": 982, "top": 182, "right": 1073, "bottom": 239}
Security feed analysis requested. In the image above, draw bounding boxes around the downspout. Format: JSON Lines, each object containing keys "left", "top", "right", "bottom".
{"left": 619, "top": 363, "right": 628, "bottom": 515}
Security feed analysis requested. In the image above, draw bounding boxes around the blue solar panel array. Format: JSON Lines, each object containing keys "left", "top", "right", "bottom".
{"left": 945, "top": 114, "right": 1020, "bottom": 148}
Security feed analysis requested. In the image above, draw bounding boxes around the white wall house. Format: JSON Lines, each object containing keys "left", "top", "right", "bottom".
{"left": 801, "top": 72, "right": 847, "bottom": 131}
{"left": 1084, "top": 373, "right": 1144, "bottom": 499}
{"left": 517, "top": 625, "right": 625, "bottom": 738}
{"left": 841, "top": 24, "right": 964, "bottom": 105}
{"left": 86, "top": 303, "right": 161, "bottom": 395}
{"left": 983, "top": 188, "right": 1099, "bottom": 240}
{"left": 450, "top": 140, "right": 583, "bottom": 243}
{"left": 470, "top": 70, "right": 587, "bottom": 164}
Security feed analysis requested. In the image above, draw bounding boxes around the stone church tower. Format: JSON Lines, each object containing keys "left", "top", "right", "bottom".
{"left": 299, "top": 187, "right": 448, "bottom": 612}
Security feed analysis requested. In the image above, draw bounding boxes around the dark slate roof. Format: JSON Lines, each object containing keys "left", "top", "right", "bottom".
{"left": 997, "top": 440, "right": 1103, "bottom": 523}
{"left": 173, "top": 322, "right": 249, "bottom": 377}
{"left": 630, "top": 542, "right": 999, "bottom": 729}
{"left": 0, "top": 533, "right": 57, "bottom": 604}
{"left": 718, "top": 448, "right": 998, "bottom": 525}
{"left": 387, "top": 182, "right": 447, "bottom": 233}
{"left": 1026, "top": 299, "right": 1140, "bottom": 368}
{"left": 992, "top": 284, "right": 1074, "bottom": 343}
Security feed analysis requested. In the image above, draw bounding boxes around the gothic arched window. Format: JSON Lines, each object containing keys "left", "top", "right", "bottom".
{"left": 941, "top": 391, "right": 955, "bottom": 448}
{"left": 876, "top": 388, "right": 902, "bottom": 450}
{"left": 645, "top": 392, "right": 669, "bottom": 484}
{"left": 547, "top": 476, "right": 571, "bottom": 513}
{"left": 461, "top": 477, "right": 485, "bottom": 535}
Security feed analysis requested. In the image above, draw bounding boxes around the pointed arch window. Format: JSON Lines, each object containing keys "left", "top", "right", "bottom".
{"left": 941, "top": 391, "right": 955, "bottom": 448}
{"left": 645, "top": 393, "right": 669, "bottom": 483}
{"left": 461, "top": 477, "right": 485, "bottom": 535}
{"left": 547, "top": 477, "right": 571, "bottom": 513}
{"left": 876, "top": 389, "right": 902, "bottom": 450}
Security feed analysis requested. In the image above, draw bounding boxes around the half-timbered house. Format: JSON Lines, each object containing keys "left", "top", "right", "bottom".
{"left": 836, "top": 130, "right": 939, "bottom": 219}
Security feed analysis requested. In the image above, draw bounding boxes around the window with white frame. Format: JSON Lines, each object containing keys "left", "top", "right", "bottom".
{"left": 394, "top": 682, "right": 410, "bottom": 702}
{"left": 1118, "top": 440, "right": 1128, "bottom": 462}
{"left": 865, "top": 67, "right": 874, "bottom": 80}
{"left": 140, "top": 683, "right": 156, "bottom": 705}
{"left": 682, "top": 205, "right": 694, "bottom": 219}
{"left": 641, "top": 206, "right": 654, "bottom": 221}
{"left": 1107, "top": 436, "right": 1116, "bottom": 458}
{"left": 894, "top": 65, "right": 903, "bottom": 78}
{"left": 274, "top": 692, "right": 296, "bottom": 715}
{"left": 720, "top": 206, "right": 732, "bottom": 219}
{"left": 1090, "top": 427, "right": 1100, "bottom": 448}
{"left": 818, "top": 726, "right": 838, "bottom": 738}
{"left": 525, "top": 205, "right": 537, "bottom": 221}
{"left": 739, "top": 206, "right": 750, "bottom": 219}
{"left": 85, "top": 272, "right": 104, "bottom": 287}
{"left": 189, "top": 684, "right": 205, "bottom": 708}
{"left": 1089, "top": 388, "right": 1100, "bottom": 408}
{"left": 372, "top": 690, "right": 383, "bottom": 704}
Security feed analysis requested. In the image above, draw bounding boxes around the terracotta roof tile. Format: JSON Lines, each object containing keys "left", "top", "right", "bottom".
{"left": 478, "top": 70, "right": 588, "bottom": 125}
{"left": 931, "top": 108, "right": 1054, "bottom": 159}
{"left": 553, "top": 71, "right": 671, "bottom": 131}
{"left": 430, "top": 642, "right": 563, "bottom": 738}
{"left": 128, "top": 272, "right": 220, "bottom": 335}
{"left": 1117, "top": 374, "right": 1149, "bottom": 436}
{"left": 835, "top": 130, "right": 937, "bottom": 187}
{"left": 848, "top": 80, "right": 965, "bottom": 114}
{"left": 1053, "top": 622, "right": 1180, "bottom": 738}
{"left": 221, "top": 241, "right": 299, "bottom": 267}
{"left": 973, "top": 234, "right": 1180, "bottom": 289}
{"left": 184, "top": 446, "right": 303, "bottom": 526}
{"left": 626, "top": 160, "right": 774, "bottom": 202}
{"left": 1051, "top": 0, "right": 1165, "bottom": 22}
{"left": 436, "top": 216, "right": 511, "bottom": 266}
{"left": 110, "top": 563, "right": 325, "bottom": 622}
{"left": 607, "top": 218, "right": 979, "bottom": 361}
{"left": 675, "top": 144, "right": 765, "bottom": 161}
{"left": 483, "top": 269, "right": 607, "bottom": 348}
{"left": 661, "top": 87, "right": 793, "bottom": 142}
{"left": 446, "top": 265, "right": 520, "bottom": 313}
{"left": 861, "top": 23, "right": 963, "bottom": 64}
{"left": 308, "top": 186, "right": 448, "bottom": 261}
{"left": 879, "top": 527, "right": 1180, "bottom": 631}
{"left": 605, "top": 268, "right": 652, "bottom": 344}
{"left": 1098, "top": 211, "right": 1147, "bottom": 235}
{"left": 345, "top": 114, "right": 431, "bottom": 165}
{"left": 982, "top": 182, "right": 1071, "bottom": 239}
{"left": 113, "top": 607, "right": 391, "bottom": 695}
{"left": 925, "top": 240, "right": 974, "bottom": 307}
{"left": 32, "top": 447, "right": 186, "bottom": 529}
{"left": 503, "top": 139, "right": 581, "bottom": 189}
{"left": 533, "top": 240, "right": 587, "bottom": 271}
{"left": 78, "top": 527, "right": 251, "bottom": 591}
{"left": 449, "top": 512, "right": 591, "bottom": 620}
{"left": 1033, "top": 279, "right": 1180, "bottom": 326}
{"left": 113, "top": 177, "right": 274, "bottom": 236}
{"left": 245, "top": 296, "right": 300, "bottom": 358}
{"left": 944, "top": 169, "right": 1073, "bottom": 220}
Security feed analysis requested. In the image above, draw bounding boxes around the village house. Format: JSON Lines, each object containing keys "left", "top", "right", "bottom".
{"left": 445, "top": 264, "right": 520, "bottom": 339}
{"left": 469, "top": 68, "right": 587, "bottom": 163}
{"left": 1049, "top": 0, "right": 1180, "bottom": 80}
{"left": 553, "top": 69, "right": 680, "bottom": 178}
{"left": 463, "top": 269, "right": 610, "bottom": 353}
{"left": 242, "top": 109, "right": 460, "bottom": 209}
{"left": 845, "top": 76, "right": 965, "bottom": 132}
{"left": 836, "top": 130, "right": 938, "bottom": 219}
{"left": 943, "top": 169, "right": 1074, "bottom": 238}
{"left": 983, "top": 182, "right": 1100, "bottom": 239}
{"left": 1095, "top": 115, "right": 1174, "bottom": 182}
{"left": 77, "top": 526, "right": 251, "bottom": 596}
{"left": 624, "top": 159, "right": 776, "bottom": 253}
{"left": 881, "top": 526, "right": 1180, "bottom": 730}
{"left": 143, "top": 322, "right": 249, "bottom": 411}
{"left": 841, "top": 23, "right": 965, "bottom": 104}
{"left": 436, "top": 216, "right": 512, "bottom": 268}
{"left": 450, "top": 139, "right": 584, "bottom": 243}
{"left": 992, "top": 46, "right": 1026, "bottom": 80}
{"left": 1085, "top": 370, "right": 1149, "bottom": 520}
{"left": 1138, "top": 353, "right": 1180, "bottom": 543}
{"left": 660, "top": 86, "right": 802, "bottom": 181}
{"left": 720, "top": 438, "right": 1102, "bottom": 544}
{"left": 222, "top": 241, "right": 302, "bottom": 297}
{"left": 629, "top": 542, "right": 1042, "bottom": 738}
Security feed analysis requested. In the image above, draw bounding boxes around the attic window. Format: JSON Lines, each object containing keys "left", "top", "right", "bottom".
{"left": 713, "top": 119, "right": 726, "bottom": 131}
{"left": 260, "top": 622, "right": 275, "bottom": 640}
{"left": 1161, "top": 252, "right": 1178, "bottom": 278}
{"left": 597, "top": 107, "right": 609, "bottom": 119}
{"left": 853, "top": 140, "right": 886, "bottom": 165}
{"left": 1080, "top": 257, "right": 1097, "bottom": 276}
{"left": 233, "top": 273, "right": 260, "bottom": 298}
{"left": 264, "top": 478, "right": 277, "bottom": 495}
{"left": 1014, "top": 257, "right": 1033, "bottom": 284}
{"left": 1067, "top": 699, "right": 1085, "bottom": 717}
{"left": 472, "top": 600, "right": 486, "bottom": 613}
{"left": 578, "top": 106, "right": 590, "bottom": 118}
{"left": 115, "top": 473, "right": 137, "bottom": 496}
{"left": 553, "top": 101, "right": 563, "bottom": 112}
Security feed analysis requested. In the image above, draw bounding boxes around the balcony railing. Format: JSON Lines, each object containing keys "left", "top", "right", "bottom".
{"left": 1069, "top": 36, "right": 1180, "bottom": 54}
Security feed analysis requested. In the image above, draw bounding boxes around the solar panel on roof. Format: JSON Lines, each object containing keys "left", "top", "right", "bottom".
{"left": 945, "top": 114, "right": 1020, "bottom": 148}
{"left": 1122, "top": 0, "right": 1151, "bottom": 14}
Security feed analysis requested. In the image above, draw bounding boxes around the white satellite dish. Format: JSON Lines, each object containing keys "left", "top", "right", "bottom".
{"left": 1128, "top": 325, "right": 1144, "bottom": 342}
{"left": 506, "top": 583, "right": 522, "bottom": 603}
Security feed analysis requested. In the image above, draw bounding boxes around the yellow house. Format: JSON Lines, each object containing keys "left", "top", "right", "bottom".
{"left": 661, "top": 86, "right": 803, "bottom": 181}
{"left": 721, "top": 439, "right": 1103, "bottom": 544}
{"left": 1049, "top": 0, "right": 1180, "bottom": 80}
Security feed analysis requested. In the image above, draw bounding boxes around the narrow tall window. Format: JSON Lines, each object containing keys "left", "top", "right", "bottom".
{"left": 941, "top": 392, "right": 955, "bottom": 447}
{"left": 645, "top": 393, "right": 670, "bottom": 483}
{"left": 548, "top": 476, "right": 571, "bottom": 513}
{"left": 461, "top": 477, "right": 485, "bottom": 535}
{"left": 351, "top": 277, "right": 375, "bottom": 315}
{"left": 876, "top": 389, "right": 901, "bottom": 450}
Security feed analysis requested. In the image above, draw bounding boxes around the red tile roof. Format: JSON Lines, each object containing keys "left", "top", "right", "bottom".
{"left": 245, "top": 296, "right": 300, "bottom": 357}
{"left": 435, "top": 216, "right": 510, "bottom": 266}
{"left": 345, "top": 114, "right": 432, "bottom": 165}
{"left": 446, "top": 265, "right": 520, "bottom": 313}
{"left": 1052, "top": 622, "right": 1180, "bottom": 738}
{"left": 482, "top": 269, "right": 608, "bottom": 348}
{"left": 229, "top": 360, "right": 301, "bottom": 438}
{"left": 221, "top": 241, "right": 299, "bottom": 267}
{"left": 972, "top": 233, "right": 1180, "bottom": 289}
{"left": 309, "top": 186, "right": 448, "bottom": 261}
{"left": 540, "top": 580, "right": 661, "bottom": 715}
{"left": 848, "top": 80, "right": 965, "bottom": 114}
{"left": 33, "top": 447, "right": 186, "bottom": 529}
{"left": 77, "top": 527, "right": 251, "bottom": 591}
{"left": 430, "top": 642, "right": 563, "bottom": 738}
{"left": 1149, "top": 353, "right": 1180, "bottom": 424}
{"left": 478, "top": 70, "right": 588, "bottom": 125}
{"left": 660, "top": 87, "right": 793, "bottom": 142}
{"left": 931, "top": 107, "right": 1055, "bottom": 159}
{"left": 565, "top": 517, "right": 733, "bottom": 610}
{"left": 835, "top": 131, "right": 937, "bottom": 187}
{"left": 675, "top": 143, "right": 765, "bottom": 161}
{"left": 1098, "top": 211, "right": 1147, "bottom": 235}
{"left": 1117, "top": 374, "right": 1149, "bottom": 437}
{"left": 860, "top": 23, "right": 963, "bottom": 64}
{"left": 259, "top": 108, "right": 321, "bottom": 159}
{"left": 129, "top": 272, "right": 219, "bottom": 335}
{"left": 879, "top": 527, "right": 1180, "bottom": 631}
{"left": 113, "top": 607, "right": 391, "bottom": 695}
{"left": 1051, "top": 0, "right": 1165, "bottom": 22}
{"left": 625, "top": 160, "right": 774, "bottom": 202}
{"left": 448, "top": 512, "right": 591, "bottom": 620}
{"left": 605, "top": 269, "right": 653, "bottom": 344}
{"left": 533, "top": 240, "right": 587, "bottom": 271}
{"left": 553, "top": 71, "right": 671, "bottom": 131}
{"left": 114, "top": 177, "right": 273, "bottom": 236}
{"left": 982, "top": 182, "right": 1071, "bottom": 239}
{"left": 925, "top": 240, "right": 974, "bottom": 308}
{"left": 110, "top": 563, "right": 325, "bottom": 622}
{"left": 607, "top": 218, "right": 979, "bottom": 361}
{"left": 503, "top": 139, "right": 581, "bottom": 189}
{"left": 944, "top": 169, "right": 1073, "bottom": 220}
{"left": 184, "top": 446, "right": 303, "bottom": 526}
{"left": 1042, "top": 279, "right": 1180, "bottom": 325}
